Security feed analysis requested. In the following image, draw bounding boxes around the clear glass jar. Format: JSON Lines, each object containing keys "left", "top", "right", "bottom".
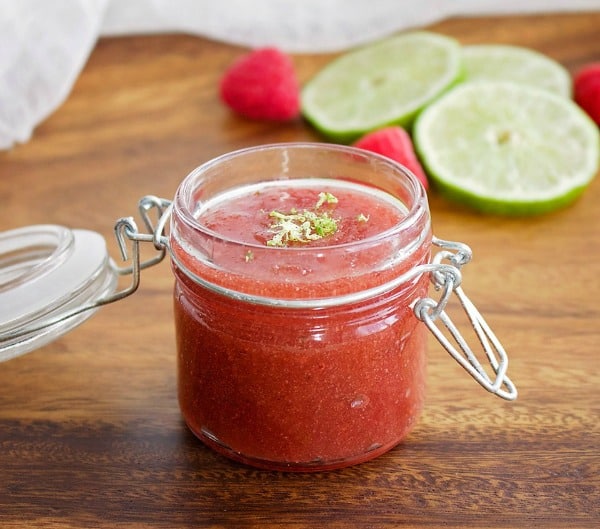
{"left": 169, "top": 143, "right": 432, "bottom": 471}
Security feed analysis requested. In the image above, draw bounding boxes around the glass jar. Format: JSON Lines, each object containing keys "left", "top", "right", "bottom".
{"left": 170, "top": 143, "right": 432, "bottom": 471}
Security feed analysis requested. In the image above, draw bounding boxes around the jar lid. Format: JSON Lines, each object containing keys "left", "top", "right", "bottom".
{"left": 0, "top": 225, "right": 117, "bottom": 361}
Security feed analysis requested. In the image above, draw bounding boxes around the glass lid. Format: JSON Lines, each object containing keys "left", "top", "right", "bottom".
{"left": 0, "top": 224, "right": 117, "bottom": 361}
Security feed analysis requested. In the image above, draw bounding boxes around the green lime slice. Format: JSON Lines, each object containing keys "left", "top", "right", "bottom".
{"left": 414, "top": 82, "right": 599, "bottom": 215}
{"left": 301, "top": 31, "right": 463, "bottom": 142}
{"left": 463, "top": 44, "right": 572, "bottom": 97}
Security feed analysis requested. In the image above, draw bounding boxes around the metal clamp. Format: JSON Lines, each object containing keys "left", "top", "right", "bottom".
{"left": 111, "top": 204, "right": 517, "bottom": 401}
{"left": 413, "top": 237, "right": 517, "bottom": 401}
{"left": 63, "top": 195, "right": 172, "bottom": 315}
{"left": 107, "top": 195, "right": 172, "bottom": 303}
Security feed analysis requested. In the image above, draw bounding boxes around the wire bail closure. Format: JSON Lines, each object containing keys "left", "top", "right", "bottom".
{"left": 113, "top": 199, "right": 516, "bottom": 401}
{"left": 79, "top": 195, "right": 172, "bottom": 311}
{"left": 413, "top": 237, "right": 517, "bottom": 401}
{"left": 88, "top": 198, "right": 519, "bottom": 402}
{"left": 110, "top": 195, "right": 172, "bottom": 297}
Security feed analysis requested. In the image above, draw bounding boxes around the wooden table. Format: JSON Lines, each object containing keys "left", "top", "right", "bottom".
{"left": 1, "top": 12, "right": 599, "bottom": 529}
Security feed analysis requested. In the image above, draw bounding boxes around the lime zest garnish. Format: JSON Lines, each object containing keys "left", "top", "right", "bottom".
{"left": 315, "top": 191, "right": 338, "bottom": 208}
{"left": 357, "top": 213, "right": 370, "bottom": 223}
{"left": 266, "top": 192, "right": 339, "bottom": 247}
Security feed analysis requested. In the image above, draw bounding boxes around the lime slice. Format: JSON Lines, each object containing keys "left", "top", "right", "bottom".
{"left": 463, "top": 44, "right": 572, "bottom": 97}
{"left": 414, "top": 82, "right": 600, "bottom": 215}
{"left": 301, "top": 31, "right": 463, "bottom": 142}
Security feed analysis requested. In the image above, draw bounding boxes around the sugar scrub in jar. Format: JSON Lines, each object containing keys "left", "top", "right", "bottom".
{"left": 169, "top": 143, "right": 435, "bottom": 471}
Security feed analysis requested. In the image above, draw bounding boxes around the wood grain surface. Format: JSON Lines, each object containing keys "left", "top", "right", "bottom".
{"left": 1, "top": 12, "right": 599, "bottom": 529}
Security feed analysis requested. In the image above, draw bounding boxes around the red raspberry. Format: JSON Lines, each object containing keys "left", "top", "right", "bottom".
{"left": 219, "top": 47, "right": 300, "bottom": 121}
{"left": 574, "top": 63, "right": 600, "bottom": 126}
{"left": 353, "top": 126, "right": 429, "bottom": 189}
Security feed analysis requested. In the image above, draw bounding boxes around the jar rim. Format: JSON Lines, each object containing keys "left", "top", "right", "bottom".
{"left": 173, "top": 142, "right": 428, "bottom": 253}
{"left": 168, "top": 143, "right": 432, "bottom": 307}
{"left": 0, "top": 224, "right": 73, "bottom": 293}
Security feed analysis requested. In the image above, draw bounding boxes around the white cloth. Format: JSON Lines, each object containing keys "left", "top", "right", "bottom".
{"left": 1, "top": 0, "right": 598, "bottom": 150}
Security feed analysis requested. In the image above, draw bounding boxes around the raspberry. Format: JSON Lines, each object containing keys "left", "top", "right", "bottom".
{"left": 219, "top": 47, "right": 300, "bottom": 121}
{"left": 574, "top": 63, "right": 600, "bottom": 126}
{"left": 353, "top": 126, "right": 429, "bottom": 189}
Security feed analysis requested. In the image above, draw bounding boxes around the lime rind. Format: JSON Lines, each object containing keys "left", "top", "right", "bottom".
{"left": 301, "top": 31, "right": 464, "bottom": 142}
{"left": 427, "top": 176, "right": 591, "bottom": 216}
{"left": 462, "top": 44, "right": 572, "bottom": 97}
{"left": 414, "top": 82, "right": 600, "bottom": 215}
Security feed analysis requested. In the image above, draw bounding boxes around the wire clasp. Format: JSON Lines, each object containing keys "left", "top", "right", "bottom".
{"left": 413, "top": 237, "right": 517, "bottom": 401}
{"left": 108, "top": 195, "right": 172, "bottom": 304}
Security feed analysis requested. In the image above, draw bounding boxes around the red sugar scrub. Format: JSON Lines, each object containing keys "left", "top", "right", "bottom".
{"left": 170, "top": 143, "right": 432, "bottom": 471}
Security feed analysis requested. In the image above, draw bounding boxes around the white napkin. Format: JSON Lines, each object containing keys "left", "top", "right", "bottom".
{"left": 1, "top": 0, "right": 598, "bottom": 150}
{"left": 0, "top": 0, "right": 108, "bottom": 149}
